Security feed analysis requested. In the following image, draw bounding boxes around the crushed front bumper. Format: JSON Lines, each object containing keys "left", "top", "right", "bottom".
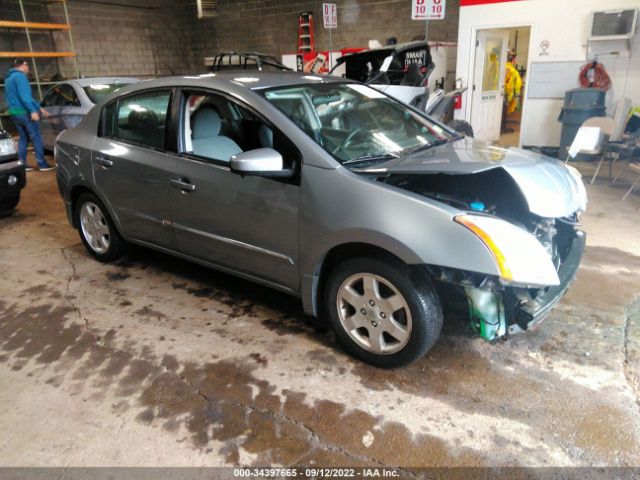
{"left": 463, "top": 229, "right": 586, "bottom": 340}
{"left": 506, "top": 229, "right": 586, "bottom": 334}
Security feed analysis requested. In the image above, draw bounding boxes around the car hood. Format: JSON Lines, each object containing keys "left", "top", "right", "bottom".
{"left": 353, "top": 138, "right": 587, "bottom": 218}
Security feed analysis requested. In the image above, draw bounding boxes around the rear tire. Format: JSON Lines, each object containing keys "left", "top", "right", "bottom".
{"left": 75, "top": 193, "right": 127, "bottom": 262}
{"left": 448, "top": 119, "right": 474, "bottom": 137}
{"left": 324, "top": 257, "right": 443, "bottom": 368}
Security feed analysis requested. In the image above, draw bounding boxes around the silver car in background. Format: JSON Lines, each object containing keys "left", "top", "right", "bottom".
{"left": 54, "top": 72, "right": 587, "bottom": 368}
{"left": 40, "top": 77, "right": 138, "bottom": 150}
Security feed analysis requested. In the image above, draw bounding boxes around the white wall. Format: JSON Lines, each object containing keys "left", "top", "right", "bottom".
{"left": 455, "top": 0, "right": 640, "bottom": 147}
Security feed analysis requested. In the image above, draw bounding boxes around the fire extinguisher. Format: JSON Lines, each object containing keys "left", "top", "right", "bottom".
{"left": 454, "top": 78, "right": 463, "bottom": 110}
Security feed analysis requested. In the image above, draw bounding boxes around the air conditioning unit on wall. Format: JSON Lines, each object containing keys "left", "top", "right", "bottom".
{"left": 587, "top": 9, "right": 638, "bottom": 58}
{"left": 197, "top": 0, "right": 217, "bottom": 19}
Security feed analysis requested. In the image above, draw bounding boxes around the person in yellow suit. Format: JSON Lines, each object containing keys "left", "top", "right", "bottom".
{"left": 504, "top": 53, "right": 522, "bottom": 113}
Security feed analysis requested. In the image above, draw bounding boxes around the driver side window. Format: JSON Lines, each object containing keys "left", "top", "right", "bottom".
{"left": 181, "top": 91, "right": 300, "bottom": 172}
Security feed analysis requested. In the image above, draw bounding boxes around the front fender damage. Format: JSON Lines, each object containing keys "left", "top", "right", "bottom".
{"left": 429, "top": 229, "right": 586, "bottom": 341}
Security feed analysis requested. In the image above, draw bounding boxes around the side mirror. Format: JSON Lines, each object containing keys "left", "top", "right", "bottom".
{"left": 230, "top": 148, "right": 294, "bottom": 178}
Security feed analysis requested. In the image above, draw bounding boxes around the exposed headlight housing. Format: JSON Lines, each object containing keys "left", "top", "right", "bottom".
{"left": 454, "top": 214, "right": 561, "bottom": 287}
{"left": 0, "top": 138, "right": 17, "bottom": 156}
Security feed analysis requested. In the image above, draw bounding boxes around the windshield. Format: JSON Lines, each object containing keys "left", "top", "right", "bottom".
{"left": 262, "top": 82, "right": 452, "bottom": 164}
{"left": 83, "top": 83, "right": 132, "bottom": 104}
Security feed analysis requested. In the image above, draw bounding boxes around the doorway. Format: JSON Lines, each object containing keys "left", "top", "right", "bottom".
{"left": 470, "top": 26, "right": 531, "bottom": 146}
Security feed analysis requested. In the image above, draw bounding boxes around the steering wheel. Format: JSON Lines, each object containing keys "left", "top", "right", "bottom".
{"left": 332, "top": 127, "right": 366, "bottom": 154}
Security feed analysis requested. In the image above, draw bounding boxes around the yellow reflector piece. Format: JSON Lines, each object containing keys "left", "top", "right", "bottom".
{"left": 454, "top": 215, "right": 513, "bottom": 281}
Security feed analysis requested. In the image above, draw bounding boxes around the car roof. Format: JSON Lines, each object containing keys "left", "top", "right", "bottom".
{"left": 114, "top": 71, "right": 348, "bottom": 93}
{"left": 67, "top": 77, "right": 139, "bottom": 87}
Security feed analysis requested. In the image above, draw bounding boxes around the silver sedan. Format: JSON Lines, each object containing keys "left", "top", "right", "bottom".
{"left": 54, "top": 72, "right": 587, "bottom": 367}
{"left": 40, "top": 77, "right": 137, "bottom": 151}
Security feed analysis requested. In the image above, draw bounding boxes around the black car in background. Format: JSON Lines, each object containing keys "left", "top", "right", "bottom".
{"left": 0, "top": 130, "right": 25, "bottom": 215}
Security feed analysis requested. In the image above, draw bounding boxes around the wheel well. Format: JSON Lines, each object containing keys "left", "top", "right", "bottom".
{"left": 314, "top": 243, "right": 407, "bottom": 319}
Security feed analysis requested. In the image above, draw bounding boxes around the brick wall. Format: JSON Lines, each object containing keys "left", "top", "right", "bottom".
{"left": 189, "top": 0, "right": 460, "bottom": 68}
{"left": 47, "top": 1, "right": 199, "bottom": 78}
{"left": 0, "top": 0, "right": 200, "bottom": 84}
{"left": 1, "top": 0, "right": 460, "bottom": 88}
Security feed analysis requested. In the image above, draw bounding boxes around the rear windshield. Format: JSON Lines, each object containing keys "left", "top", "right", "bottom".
{"left": 83, "top": 83, "right": 132, "bottom": 104}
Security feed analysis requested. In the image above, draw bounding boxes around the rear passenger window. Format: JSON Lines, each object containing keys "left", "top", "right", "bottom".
{"left": 114, "top": 90, "right": 170, "bottom": 150}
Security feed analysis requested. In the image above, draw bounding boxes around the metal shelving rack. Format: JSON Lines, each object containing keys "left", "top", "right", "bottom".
{"left": 0, "top": 0, "right": 79, "bottom": 129}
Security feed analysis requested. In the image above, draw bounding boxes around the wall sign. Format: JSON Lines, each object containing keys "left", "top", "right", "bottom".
{"left": 539, "top": 40, "right": 550, "bottom": 56}
{"left": 323, "top": 3, "right": 337, "bottom": 29}
{"left": 412, "top": 0, "right": 446, "bottom": 20}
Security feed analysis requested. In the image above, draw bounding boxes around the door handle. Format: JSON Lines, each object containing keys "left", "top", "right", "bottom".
{"left": 170, "top": 178, "right": 196, "bottom": 193}
{"left": 95, "top": 156, "right": 114, "bottom": 168}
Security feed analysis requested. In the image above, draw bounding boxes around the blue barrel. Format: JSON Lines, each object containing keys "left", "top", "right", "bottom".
{"left": 558, "top": 88, "right": 606, "bottom": 159}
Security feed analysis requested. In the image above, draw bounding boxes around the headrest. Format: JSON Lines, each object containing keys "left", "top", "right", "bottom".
{"left": 258, "top": 124, "right": 273, "bottom": 148}
{"left": 128, "top": 109, "right": 158, "bottom": 130}
{"left": 192, "top": 106, "right": 221, "bottom": 139}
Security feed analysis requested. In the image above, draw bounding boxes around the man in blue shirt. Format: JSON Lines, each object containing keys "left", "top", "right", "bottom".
{"left": 5, "top": 58, "right": 53, "bottom": 171}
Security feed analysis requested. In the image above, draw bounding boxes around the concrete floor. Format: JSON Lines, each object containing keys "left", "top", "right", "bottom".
{"left": 1, "top": 159, "right": 640, "bottom": 469}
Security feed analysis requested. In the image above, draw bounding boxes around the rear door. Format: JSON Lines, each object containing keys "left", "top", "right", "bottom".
{"left": 41, "top": 84, "right": 84, "bottom": 150}
{"left": 91, "top": 89, "right": 173, "bottom": 248}
{"left": 165, "top": 89, "right": 300, "bottom": 291}
{"left": 41, "top": 84, "right": 65, "bottom": 149}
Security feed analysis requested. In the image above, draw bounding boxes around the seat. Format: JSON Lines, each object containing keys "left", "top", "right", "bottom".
{"left": 191, "top": 107, "right": 242, "bottom": 161}
{"left": 605, "top": 135, "right": 639, "bottom": 184}
{"left": 622, "top": 162, "right": 640, "bottom": 201}
{"left": 565, "top": 116, "right": 614, "bottom": 184}
{"left": 123, "top": 109, "right": 162, "bottom": 148}
{"left": 590, "top": 100, "right": 635, "bottom": 184}
{"left": 258, "top": 124, "right": 273, "bottom": 148}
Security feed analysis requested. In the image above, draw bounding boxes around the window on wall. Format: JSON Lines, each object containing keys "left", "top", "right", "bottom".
{"left": 104, "top": 90, "right": 171, "bottom": 150}
{"left": 481, "top": 39, "right": 503, "bottom": 92}
{"left": 182, "top": 91, "right": 300, "bottom": 171}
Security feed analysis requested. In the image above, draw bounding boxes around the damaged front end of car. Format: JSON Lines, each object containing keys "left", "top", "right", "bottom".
{"left": 378, "top": 157, "right": 587, "bottom": 341}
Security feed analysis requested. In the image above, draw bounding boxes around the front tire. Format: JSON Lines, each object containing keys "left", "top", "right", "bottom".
{"left": 324, "top": 257, "right": 443, "bottom": 368}
{"left": 75, "top": 193, "right": 127, "bottom": 262}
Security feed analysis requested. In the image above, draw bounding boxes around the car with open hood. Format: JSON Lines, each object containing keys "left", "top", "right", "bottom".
{"left": 54, "top": 72, "right": 587, "bottom": 367}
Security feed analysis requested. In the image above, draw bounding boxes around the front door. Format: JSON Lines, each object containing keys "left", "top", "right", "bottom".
{"left": 166, "top": 90, "right": 300, "bottom": 291}
{"left": 470, "top": 30, "right": 509, "bottom": 142}
{"left": 92, "top": 89, "right": 173, "bottom": 248}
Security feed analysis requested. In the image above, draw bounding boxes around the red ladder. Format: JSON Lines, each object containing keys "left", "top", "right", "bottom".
{"left": 297, "top": 11, "right": 315, "bottom": 53}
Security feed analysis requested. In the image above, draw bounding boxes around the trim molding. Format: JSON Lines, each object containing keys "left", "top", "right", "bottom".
{"left": 172, "top": 222, "right": 295, "bottom": 266}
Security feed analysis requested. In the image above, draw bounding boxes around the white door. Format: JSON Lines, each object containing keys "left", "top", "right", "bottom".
{"left": 470, "top": 30, "right": 509, "bottom": 142}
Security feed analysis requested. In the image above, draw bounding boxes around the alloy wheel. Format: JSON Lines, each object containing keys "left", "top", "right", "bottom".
{"left": 79, "top": 201, "right": 110, "bottom": 254}
{"left": 336, "top": 273, "right": 412, "bottom": 355}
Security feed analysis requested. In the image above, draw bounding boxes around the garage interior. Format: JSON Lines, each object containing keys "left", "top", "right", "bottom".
{"left": 1, "top": 0, "right": 640, "bottom": 475}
